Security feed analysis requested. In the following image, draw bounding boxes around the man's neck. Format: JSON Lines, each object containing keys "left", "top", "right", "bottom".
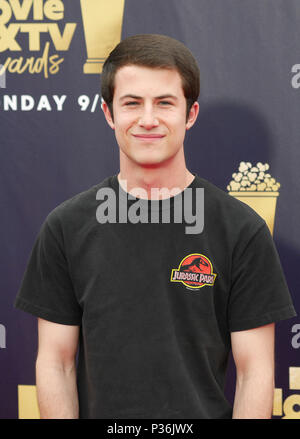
{"left": 117, "top": 165, "right": 195, "bottom": 200}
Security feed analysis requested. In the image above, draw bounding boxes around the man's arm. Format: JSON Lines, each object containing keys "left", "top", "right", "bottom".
{"left": 231, "top": 322, "right": 275, "bottom": 419}
{"left": 36, "top": 317, "right": 80, "bottom": 419}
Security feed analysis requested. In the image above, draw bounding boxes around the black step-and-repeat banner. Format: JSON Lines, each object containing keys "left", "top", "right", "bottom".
{"left": 0, "top": 0, "right": 299, "bottom": 419}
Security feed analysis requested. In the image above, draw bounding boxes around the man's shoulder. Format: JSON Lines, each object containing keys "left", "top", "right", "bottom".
{"left": 46, "top": 175, "right": 114, "bottom": 226}
{"left": 195, "top": 175, "right": 266, "bottom": 230}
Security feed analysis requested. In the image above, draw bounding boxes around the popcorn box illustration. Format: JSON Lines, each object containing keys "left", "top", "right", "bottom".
{"left": 227, "top": 162, "right": 280, "bottom": 236}
{"left": 80, "top": 0, "right": 125, "bottom": 74}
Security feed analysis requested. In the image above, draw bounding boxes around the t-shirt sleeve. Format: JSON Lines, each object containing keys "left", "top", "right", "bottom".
{"left": 228, "top": 221, "right": 297, "bottom": 332}
{"left": 14, "top": 210, "right": 82, "bottom": 325}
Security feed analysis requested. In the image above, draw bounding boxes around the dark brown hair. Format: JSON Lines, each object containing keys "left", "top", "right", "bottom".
{"left": 101, "top": 34, "right": 200, "bottom": 121}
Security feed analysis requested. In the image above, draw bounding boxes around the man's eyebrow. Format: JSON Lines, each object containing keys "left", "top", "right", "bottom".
{"left": 156, "top": 94, "right": 178, "bottom": 100}
{"left": 119, "top": 94, "right": 142, "bottom": 101}
{"left": 119, "top": 94, "right": 178, "bottom": 101}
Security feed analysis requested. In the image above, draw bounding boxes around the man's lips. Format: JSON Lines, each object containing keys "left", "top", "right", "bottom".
{"left": 132, "top": 134, "right": 165, "bottom": 139}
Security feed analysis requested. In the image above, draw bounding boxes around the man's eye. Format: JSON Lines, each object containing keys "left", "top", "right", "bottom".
{"left": 159, "top": 101, "right": 172, "bottom": 106}
{"left": 125, "top": 102, "right": 139, "bottom": 106}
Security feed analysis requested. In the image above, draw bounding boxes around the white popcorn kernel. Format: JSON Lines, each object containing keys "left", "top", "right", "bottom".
{"left": 248, "top": 172, "right": 257, "bottom": 182}
{"left": 230, "top": 181, "right": 241, "bottom": 191}
{"left": 241, "top": 180, "right": 250, "bottom": 187}
{"left": 234, "top": 172, "right": 243, "bottom": 182}
{"left": 257, "top": 182, "right": 266, "bottom": 191}
{"left": 239, "top": 162, "right": 248, "bottom": 173}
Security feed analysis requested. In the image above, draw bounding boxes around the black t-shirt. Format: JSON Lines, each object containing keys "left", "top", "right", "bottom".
{"left": 14, "top": 174, "right": 297, "bottom": 419}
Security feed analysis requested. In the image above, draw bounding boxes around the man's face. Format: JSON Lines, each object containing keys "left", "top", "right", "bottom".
{"left": 102, "top": 65, "right": 199, "bottom": 168}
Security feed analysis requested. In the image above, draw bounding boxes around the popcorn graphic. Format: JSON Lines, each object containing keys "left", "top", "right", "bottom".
{"left": 227, "top": 162, "right": 280, "bottom": 235}
{"left": 80, "top": 0, "right": 125, "bottom": 74}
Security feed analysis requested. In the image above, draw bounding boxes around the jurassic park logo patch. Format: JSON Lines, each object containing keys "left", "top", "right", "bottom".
{"left": 170, "top": 253, "right": 217, "bottom": 290}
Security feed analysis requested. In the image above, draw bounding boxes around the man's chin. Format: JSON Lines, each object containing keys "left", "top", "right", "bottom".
{"left": 122, "top": 149, "right": 176, "bottom": 169}
{"left": 135, "top": 157, "right": 168, "bottom": 169}
{"left": 131, "top": 153, "right": 169, "bottom": 168}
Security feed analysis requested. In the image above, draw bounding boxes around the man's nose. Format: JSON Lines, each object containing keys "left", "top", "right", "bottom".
{"left": 138, "top": 105, "right": 159, "bottom": 130}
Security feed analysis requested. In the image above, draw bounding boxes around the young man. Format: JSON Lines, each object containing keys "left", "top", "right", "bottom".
{"left": 14, "top": 34, "right": 296, "bottom": 419}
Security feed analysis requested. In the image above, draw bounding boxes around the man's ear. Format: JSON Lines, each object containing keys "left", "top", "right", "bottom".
{"left": 101, "top": 99, "right": 115, "bottom": 130}
{"left": 186, "top": 101, "right": 199, "bottom": 130}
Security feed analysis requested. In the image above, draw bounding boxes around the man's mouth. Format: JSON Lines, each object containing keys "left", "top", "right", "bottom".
{"left": 132, "top": 134, "right": 165, "bottom": 139}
